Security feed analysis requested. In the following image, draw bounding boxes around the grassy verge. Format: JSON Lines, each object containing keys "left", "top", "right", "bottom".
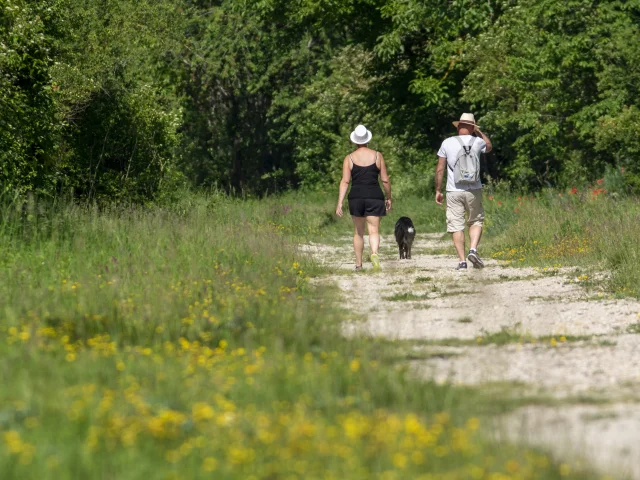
{"left": 373, "top": 330, "right": 595, "bottom": 351}
{"left": 482, "top": 190, "right": 640, "bottom": 297}
{"left": 0, "top": 192, "right": 593, "bottom": 479}
{"left": 268, "top": 191, "right": 446, "bottom": 240}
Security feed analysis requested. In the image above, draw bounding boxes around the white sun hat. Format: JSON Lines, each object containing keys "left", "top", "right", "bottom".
{"left": 350, "top": 124, "right": 372, "bottom": 145}
{"left": 452, "top": 113, "right": 479, "bottom": 128}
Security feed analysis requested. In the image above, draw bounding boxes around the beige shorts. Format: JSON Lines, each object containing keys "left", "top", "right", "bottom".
{"left": 446, "top": 189, "right": 485, "bottom": 233}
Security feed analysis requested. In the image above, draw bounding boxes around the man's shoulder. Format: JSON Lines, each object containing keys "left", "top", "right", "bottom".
{"left": 438, "top": 136, "right": 459, "bottom": 159}
{"left": 440, "top": 135, "right": 459, "bottom": 147}
{"left": 457, "top": 135, "right": 486, "bottom": 150}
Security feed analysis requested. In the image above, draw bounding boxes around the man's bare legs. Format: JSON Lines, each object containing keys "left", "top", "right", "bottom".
{"left": 467, "top": 225, "right": 485, "bottom": 268}
{"left": 352, "top": 216, "right": 366, "bottom": 267}
{"left": 469, "top": 225, "right": 482, "bottom": 250}
{"left": 452, "top": 231, "right": 466, "bottom": 262}
{"left": 366, "top": 216, "right": 380, "bottom": 255}
{"left": 453, "top": 225, "right": 483, "bottom": 261}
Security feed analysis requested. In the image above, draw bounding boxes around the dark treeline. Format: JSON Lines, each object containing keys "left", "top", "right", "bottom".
{"left": 2, "top": 0, "right": 639, "bottom": 200}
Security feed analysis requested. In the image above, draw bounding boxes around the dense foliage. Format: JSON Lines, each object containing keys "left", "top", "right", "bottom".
{"left": 1, "top": 0, "right": 639, "bottom": 199}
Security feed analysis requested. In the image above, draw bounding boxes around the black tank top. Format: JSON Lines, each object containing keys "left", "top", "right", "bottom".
{"left": 347, "top": 152, "right": 385, "bottom": 200}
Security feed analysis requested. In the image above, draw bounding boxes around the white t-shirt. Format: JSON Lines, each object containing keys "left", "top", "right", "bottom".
{"left": 437, "top": 135, "right": 486, "bottom": 192}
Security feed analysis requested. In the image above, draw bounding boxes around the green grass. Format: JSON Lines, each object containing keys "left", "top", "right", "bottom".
{"left": 627, "top": 323, "right": 640, "bottom": 334}
{"left": 377, "top": 330, "right": 594, "bottom": 349}
{"left": 262, "top": 190, "right": 446, "bottom": 240}
{"left": 0, "top": 191, "right": 597, "bottom": 479}
{"left": 477, "top": 328, "right": 592, "bottom": 347}
{"left": 383, "top": 292, "right": 431, "bottom": 302}
{"left": 483, "top": 191, "right": 640, "bottom": 297}
{"left": 415, "top": 276, "right": 433, "bottom": 283}
{"left": 527, "top": 295, "right": 564, "bottom": 302}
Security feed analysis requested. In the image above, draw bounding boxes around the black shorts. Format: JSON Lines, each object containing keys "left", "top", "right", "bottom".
{"left": 348, "top": 198, "right": 386, "bottom": 217}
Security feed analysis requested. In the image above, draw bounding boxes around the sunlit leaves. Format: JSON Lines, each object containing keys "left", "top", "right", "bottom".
{"left": 464, "top": 0, "right": 640, "bottom": 189}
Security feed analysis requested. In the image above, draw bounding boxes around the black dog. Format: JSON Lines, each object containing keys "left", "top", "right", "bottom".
{"left": 394, "top": 217, "right": 416, "bottom": 259}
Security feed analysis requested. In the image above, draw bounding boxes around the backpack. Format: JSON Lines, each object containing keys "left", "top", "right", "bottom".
{"left": 453, "top": 136, "right": 480, "bottom": 184}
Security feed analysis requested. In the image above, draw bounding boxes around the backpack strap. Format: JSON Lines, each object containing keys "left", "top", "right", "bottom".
{"left": 453, "top": 136, "right": 469, "bottom": 169}
{"left": 468, "top": 136, "right": 476, "bottom": 149}
{"left": 454, "top": 135, "right": 475, "bottom": 154}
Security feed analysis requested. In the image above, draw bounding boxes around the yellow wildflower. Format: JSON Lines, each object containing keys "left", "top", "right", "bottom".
{"left": 393, "top": 453, "right": 407, "bottom": 468}
{"left": 350, "top": 360, "right": 360, "bottom": 372}
{"left": 202, "top": 457, "right": 217, "bottom": 472}
{"left": 466, "top": 417, "right": 480, "bottom": 431}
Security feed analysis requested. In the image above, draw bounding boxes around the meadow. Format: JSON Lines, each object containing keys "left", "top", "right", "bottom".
{"left": 1, "top": 188, "right": 632, "bottom": 479}
{"left": 485, "top": 187, "right": 640, "bottom": 298}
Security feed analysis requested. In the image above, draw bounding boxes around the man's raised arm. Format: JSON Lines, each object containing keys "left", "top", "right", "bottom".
{"left": 475, "top": 128, "right": 492, "bottom": 153}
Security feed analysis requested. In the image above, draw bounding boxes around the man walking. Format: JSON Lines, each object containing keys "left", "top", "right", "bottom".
{"left": 435, "top": 113, "right": 492, "bottom": 270}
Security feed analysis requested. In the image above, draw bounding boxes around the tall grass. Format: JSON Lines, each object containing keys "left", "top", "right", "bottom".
{"left": 485, "top": 190, "right": 640, "bottom": 297}
{"left": 0, "top": 191, "right": 593, "bottom": 479}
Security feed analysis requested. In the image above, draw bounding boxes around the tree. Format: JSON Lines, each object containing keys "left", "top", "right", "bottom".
{"left": 464, "top": 0, "right": 640, "bottom": 190}
{"left": 0, "top": 0, "right": 65, "bottom": 194}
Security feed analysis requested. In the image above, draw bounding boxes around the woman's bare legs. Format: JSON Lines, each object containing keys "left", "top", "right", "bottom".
{"left": 366, "top": 216, "right": 381, "bottom": 254}
{"left": 352, "top": 216, "right": 366, "bottom": 266}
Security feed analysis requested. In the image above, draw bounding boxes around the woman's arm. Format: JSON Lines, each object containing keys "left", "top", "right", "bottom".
{"left": 378, "top": 153, "right": 392, "bottom": 211}
{"left": 336, "top": 156, "right": 351, "bottom": 217}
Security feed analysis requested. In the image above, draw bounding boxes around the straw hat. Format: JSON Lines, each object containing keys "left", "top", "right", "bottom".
{"left": 350, "top": 125, "right": 372, "bottom": 145}
{"left": 452, "top": 113, "right": 479, "bottom": 128}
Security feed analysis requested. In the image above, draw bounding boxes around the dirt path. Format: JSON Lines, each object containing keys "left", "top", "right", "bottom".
{"left": 303, "top": 233, "right": 640, "bottom": 480}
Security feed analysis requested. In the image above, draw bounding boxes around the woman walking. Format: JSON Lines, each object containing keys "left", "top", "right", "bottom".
{"left": 336, "top": 125, "right": 392, "bottom": 271}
